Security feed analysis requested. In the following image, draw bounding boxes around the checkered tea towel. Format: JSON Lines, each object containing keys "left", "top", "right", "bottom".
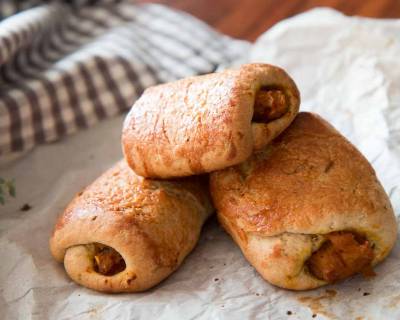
{"left": 0, "top": 0, "right": 250, "bottom": 158}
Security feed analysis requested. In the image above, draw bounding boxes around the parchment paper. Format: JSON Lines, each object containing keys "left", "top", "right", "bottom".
{"left": 1, "top": 8, "right": 400, "bottom": 320}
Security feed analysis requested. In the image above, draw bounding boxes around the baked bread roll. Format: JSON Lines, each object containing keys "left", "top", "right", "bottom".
{"left": 210, "top": 112, "right": 397, "bottom": 290}
{"left": 122, "top": 63, "right": 300, "bottom": 179}
{"left": 50, "top": 160, "right": 213, "bottom": 293}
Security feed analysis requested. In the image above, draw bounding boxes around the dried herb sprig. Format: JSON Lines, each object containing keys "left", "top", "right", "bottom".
{"left": 0, "top": 178, "right": 16, "bottom": 205}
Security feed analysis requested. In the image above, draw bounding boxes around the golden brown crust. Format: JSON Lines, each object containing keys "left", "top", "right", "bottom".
{"left": 49, "top": 160, "right": 213, "bottom": 293}
{"left": 122, "top": 63, "right": 300, "bottom": 179}
{"left": 210, "top": 112, "right": 397, "bottom": 290}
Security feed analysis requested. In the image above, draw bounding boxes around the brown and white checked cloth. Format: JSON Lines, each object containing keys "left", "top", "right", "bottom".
{"left": 0, "top": 1, "right": 249, "bottom": 158}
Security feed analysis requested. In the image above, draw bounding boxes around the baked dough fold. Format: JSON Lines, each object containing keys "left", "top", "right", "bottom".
{"left": 50, "top": 160, "right": 213, "bottom": 293}
{"left": 210, "top": 112, "right": 397, "bottom": 290}
{"left": 122, "top": 63, "right": 300, "bottom": 178}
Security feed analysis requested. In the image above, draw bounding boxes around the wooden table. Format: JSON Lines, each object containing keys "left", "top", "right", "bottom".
{"left": 138, "top": 0, "right": 400, "bottom": 41}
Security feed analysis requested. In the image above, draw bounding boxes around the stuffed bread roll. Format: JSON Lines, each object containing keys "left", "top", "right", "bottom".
{"left": 122, "top": 63, "right": 300, "bottom": 179}
{"left": 210, "top": 112, "right": 397, "bottom": 290}
{"left": 50, "top": 160, "right": 213, "bottom": 293}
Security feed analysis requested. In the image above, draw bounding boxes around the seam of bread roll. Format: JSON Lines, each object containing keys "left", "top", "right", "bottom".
{"left": 218, "top": 213, "right": 325, "bottom": 290}
{"left": 63, "top": 244, "right": 139, "bottom": 293}
{"left": 221, "top": 208, "right": 395, "bottom": 290}
{"left": 243, "top": 64, "right": 300, "bottom": 150}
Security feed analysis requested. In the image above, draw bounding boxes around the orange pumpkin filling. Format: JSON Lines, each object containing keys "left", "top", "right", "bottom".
{"left": 307, "top": 231, "right": 374, "bottom": 283}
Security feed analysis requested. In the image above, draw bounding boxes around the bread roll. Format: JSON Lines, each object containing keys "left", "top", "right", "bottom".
{"left": 122, "top": 63, "right": 300, "bottom": 178}
{"left": 50, "top": 160, "right": 213, "bottom": 293}
{"left": 210, "top": 112, "right": 397, "bottom": 290}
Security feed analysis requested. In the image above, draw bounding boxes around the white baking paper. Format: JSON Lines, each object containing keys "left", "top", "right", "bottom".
{"left": 1, "top": 8, "right": 400, "bottom": 320}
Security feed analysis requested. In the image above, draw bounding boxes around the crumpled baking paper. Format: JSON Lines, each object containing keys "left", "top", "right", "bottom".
{"left": 1, "top": 8, "right": 400, "bottom": 320}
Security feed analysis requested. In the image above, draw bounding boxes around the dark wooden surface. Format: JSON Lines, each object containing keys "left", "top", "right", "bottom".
{"left": 138, "top": 0, "right": 400, "bottom": 41}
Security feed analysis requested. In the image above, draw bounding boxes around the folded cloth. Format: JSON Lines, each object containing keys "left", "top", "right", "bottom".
{"left": 0, "top": 0, "right": 249, "bottom": 159}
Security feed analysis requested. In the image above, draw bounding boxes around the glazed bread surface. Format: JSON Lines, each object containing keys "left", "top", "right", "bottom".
{"left": 210, "top": 112, "right": 397, "bottom": 290}
{"left": 122, "top": 63, "right": 300, "bottom": 178}
{"left": 50, "top": 160, "right": 214, "bottom": 293}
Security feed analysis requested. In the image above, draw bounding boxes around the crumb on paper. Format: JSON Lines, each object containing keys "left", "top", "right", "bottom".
{"left": 20, "top": 203, "right": 32, "bottom": 211}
